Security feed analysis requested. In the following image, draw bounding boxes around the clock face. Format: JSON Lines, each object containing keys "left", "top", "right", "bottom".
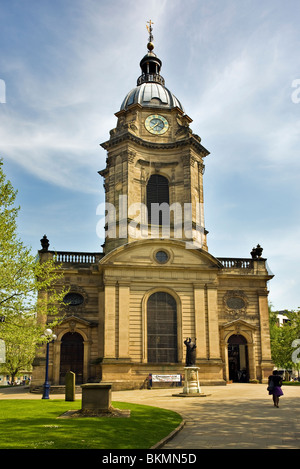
{"left": 145, "top": 115, "right": 169, "bottom": 135}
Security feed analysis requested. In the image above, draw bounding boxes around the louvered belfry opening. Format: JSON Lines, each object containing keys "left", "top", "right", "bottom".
{"left": 147, "top": 292, "right": 178, "bottom": 363}
{"left": 146, "top": 174, "right": 169, "bottom": 225}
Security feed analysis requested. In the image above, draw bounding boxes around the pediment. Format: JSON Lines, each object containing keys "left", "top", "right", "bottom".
{"left": 99, "top": 239, "right": 222, "bottom": 269}
{"left": 220, "top": 319, "right": 259, "bottom": 332}
{"left": 220, "top": 319, "right": 258, "bottom": 345}
{"left": 60, "top": 315, "right": 94, "bottom": 327}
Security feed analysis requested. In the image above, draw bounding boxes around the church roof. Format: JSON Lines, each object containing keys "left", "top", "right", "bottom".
{"left": 120, "top": 82, "right": 184, "bottom": 112}
{"left": 120, "top": 21, "right": 184, "bottom": 112}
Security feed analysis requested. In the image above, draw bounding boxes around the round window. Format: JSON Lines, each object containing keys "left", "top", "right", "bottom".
{"left": 155, "top": 250, "right": 169, "bottom": 264}
{"left": 226, "top": 297, "right": 245, "bottom": 310}
{"left": 63, "top": 292, "right": 84, "bottom": 306}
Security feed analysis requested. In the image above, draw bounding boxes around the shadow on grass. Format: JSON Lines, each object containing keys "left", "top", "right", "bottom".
{"left": 0, "top": 400, "right": 182, "bottom": 449}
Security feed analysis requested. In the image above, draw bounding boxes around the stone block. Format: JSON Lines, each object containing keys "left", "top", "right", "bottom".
{"left": 81, "top": 383, "right": 112, "bottom": 411}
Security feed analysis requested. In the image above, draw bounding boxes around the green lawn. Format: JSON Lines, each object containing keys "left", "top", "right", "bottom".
{"left": 0, "top": 400, "right": 182, "bottom": 449}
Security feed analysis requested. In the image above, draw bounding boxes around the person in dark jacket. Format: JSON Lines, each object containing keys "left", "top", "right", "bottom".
{"left": 268, "top": 370, "right": 283, "bottom": 407}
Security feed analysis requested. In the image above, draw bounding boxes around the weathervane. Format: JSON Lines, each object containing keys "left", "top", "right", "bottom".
{"left": 146, "top": 20, "right": 154, "bottom": 51}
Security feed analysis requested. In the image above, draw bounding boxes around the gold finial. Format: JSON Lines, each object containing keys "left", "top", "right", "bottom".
{"left": 146, "top": 20, "right": 154, "bottom": 51}
{"left": 146, "top": 19, "right": 154, "bottom": 34}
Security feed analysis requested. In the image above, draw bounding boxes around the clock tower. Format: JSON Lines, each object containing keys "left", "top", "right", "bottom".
{"left": 100, "top": 22, "right": 209, "bottom": 254}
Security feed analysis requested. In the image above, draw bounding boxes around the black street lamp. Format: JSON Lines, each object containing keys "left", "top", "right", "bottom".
{"left": 41, "top": 328, "right": 57, "bottom": 399}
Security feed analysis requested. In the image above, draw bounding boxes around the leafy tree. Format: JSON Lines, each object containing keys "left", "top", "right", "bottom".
{"left": 285, "top": 309, "right": 300, "bottom": 377}
{"left": 0, "top": 314, "right": 40, "bottom": 383}
{"left": 269, "top": 304, "right": 300, "bottom": 376}
{"left": 0, "top": 159, "right": 67, "bottom": 382}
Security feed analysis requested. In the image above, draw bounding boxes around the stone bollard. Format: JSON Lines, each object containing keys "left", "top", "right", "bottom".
{"left": 65, "top": 371, "right": 76, "bottom": 401}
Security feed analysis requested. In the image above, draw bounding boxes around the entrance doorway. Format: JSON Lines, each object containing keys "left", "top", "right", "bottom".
{"left": 228, "top": 334, "right": 249, "bottom": 382}
{"left": 59, "top": 332, "right": 84, "bottom": 384}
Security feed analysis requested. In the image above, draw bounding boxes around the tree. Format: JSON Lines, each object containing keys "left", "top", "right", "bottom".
{"left": 0, "top": 314, "right": 40, "bottom": 383}
{"left": 0, "top": 159, "right": 67, "bottom": 382}
{"left": 285, "top": 309, "right": 300, "bottom": 377}
{"left": 269, "top": 304, "right": 300, "bottom": 376}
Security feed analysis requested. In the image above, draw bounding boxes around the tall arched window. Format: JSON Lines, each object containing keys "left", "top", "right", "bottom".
{"left": 146, "top": 174, "right": 169, "bottom": 225}
{"left": 147, "top": 292, "right": 178, "bottom": 363}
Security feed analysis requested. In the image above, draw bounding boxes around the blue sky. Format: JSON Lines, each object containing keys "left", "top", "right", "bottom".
{"left": 0, "top": 0, "right": 299, "bottom": 311}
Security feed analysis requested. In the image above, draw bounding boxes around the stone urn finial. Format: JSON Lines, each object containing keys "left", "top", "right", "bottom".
{"left": 250, "top": 244, "right": 263, "bottom": 259}
{"left": 40, "top": 235, "right": 50, "bottom": 251}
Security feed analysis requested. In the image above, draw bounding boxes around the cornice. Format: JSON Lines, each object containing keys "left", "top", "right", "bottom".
{"left": 100, "top": 131, "right": 210, "bottom": 157}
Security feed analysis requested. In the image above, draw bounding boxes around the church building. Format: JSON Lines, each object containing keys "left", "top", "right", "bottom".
{"left": 31, "top": 25, "right": 274, "bottom": 391}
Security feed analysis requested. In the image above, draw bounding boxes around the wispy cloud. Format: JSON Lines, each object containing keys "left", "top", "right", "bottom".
{"left": 0, "top": 0, "right": 300, "bottom": 309}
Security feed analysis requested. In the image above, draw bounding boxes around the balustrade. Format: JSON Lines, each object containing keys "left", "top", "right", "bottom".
{"left": 53, "top": 252, "right": 253, "bottom": 269}
{"left": 218, "top": 258, "right": 254, "bottom": 269}
{"left": 54, "top": 252, "right": 101, "bottom": 265}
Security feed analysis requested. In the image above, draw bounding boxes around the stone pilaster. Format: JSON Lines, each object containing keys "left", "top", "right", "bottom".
{"left": 103, "top": 282, "right": 116, "bottom": 358}
{"left": 193, "top": 284, "right": 207, "bottom": 359}
{"left": 206, "top": 285, "right": 221, "bottom": 359}
{"left": 118, "top": 283, "right": 130, "bottom": 359}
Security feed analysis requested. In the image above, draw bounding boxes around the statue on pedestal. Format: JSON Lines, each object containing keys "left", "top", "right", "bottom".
{"left": 184, "top": 338, "right": 196, "bottom": 367}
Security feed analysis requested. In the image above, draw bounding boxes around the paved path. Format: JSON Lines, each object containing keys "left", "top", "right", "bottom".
{"left": 1, "top": 383, "right": 299, "bottom": 449}
{"left": 113, "top": 383, "right": 300, "bottom": 449}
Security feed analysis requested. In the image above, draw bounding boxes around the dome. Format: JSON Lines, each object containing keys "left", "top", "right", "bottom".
{"left": 120, "top": 82, "right": 184, "bottom": 112}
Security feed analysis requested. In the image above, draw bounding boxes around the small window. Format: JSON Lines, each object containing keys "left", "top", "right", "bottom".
{"left": 155, "top": 250, "right": 169, "bottom": 264}
{"left": 63, "top": 292, "right": 84, "bottom": 306}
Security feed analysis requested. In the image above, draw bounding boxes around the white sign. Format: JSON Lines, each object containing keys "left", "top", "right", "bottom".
{"left": 151, "top": 374, "right": 181, "bottom": 383}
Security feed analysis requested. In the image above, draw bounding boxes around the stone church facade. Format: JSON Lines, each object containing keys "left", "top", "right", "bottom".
{"left": 31, "top": 28, "right": 274, "bottom": 391}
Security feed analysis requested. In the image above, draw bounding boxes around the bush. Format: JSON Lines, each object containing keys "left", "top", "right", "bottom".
{"left": 282, "top": 381, "right": 300, "bottom": 385}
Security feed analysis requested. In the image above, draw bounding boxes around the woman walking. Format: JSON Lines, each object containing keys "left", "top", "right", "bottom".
{"left": 268, "top": 370, "right": 283, "bottom": 407}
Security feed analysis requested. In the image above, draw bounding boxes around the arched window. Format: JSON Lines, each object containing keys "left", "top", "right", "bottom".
{"left": 146, "top": 174, "right": 169, "bottom": 225}
{"left": 147, "top": 292, "right": 178, "bottom": 363}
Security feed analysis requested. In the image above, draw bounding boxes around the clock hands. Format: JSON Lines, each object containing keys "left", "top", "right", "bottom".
{"left": 150, "top": 119, "right": 164, "bottom": 131}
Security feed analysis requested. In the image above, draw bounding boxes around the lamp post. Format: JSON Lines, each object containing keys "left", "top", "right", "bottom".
{"left": 42, "top": 328, "right": 57, "bottom": 399}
